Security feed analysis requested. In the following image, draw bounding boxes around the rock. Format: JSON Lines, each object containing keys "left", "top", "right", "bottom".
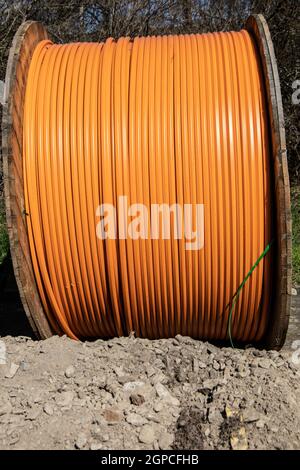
{"left": 291, "top": 287, "right": 297, "bottom": 296}
{"left": 5, "top": 363, "right": 19, "bottom": 379}
{"left": 155, "top": 383, "right": 180, "bottom": 407}
{"left": 139, "top": 425, "right": 156, "bottom": 444}
{"left": 19, "top": 361, "right": 29, "bottom": 371}
{"left": 75, "top": 434, "right": 87, "bottom": 449}
{"left": 153, "top": 402, "right": 164, "bottom": 413}
{"left": 208, "top": 408, "right": 224, "bottom": 425}
{"left": 256, "top": 419, "right": 266, "bottom": 429}
{"left": 65, "top": 366, "right": 75, "bottom": 378}
{"left": 130, "top": 394, "right": 145, "bottom": 406}
{"left": 123, "top": 381, "right": 145, "bottom": 392}
{"left": 55, "top": 391, "right": 74, "bottom": 407}
{"left": 103, "top": 408, "right": 122, "bottom": 424}
{"left": 26, "top": 407, "right": 41, "bottom": 421}
{"left": 90, "top": 442, "right": 102, "bottom": 450}
{"left": 202, "top": 378, "right": 225, "bottom": 390}
{"left": 198, "top": 361, "right": 207, "bottom": 369}
{"left": 8, "top": 430, "right": 20, "bottom": 445}
{"left": 242, "top": 409, "right": 262, "bottom": 423}
{"left": 43, "top": 403, "right": 54, "bottom": 416}
{"left": 126, "top": 413, "right": 148, "bottom": 426}
{"left": 159, "top": 433, "right": 174, "bottom": 449}
{"left": 258, "top": 359, "right": 272, "bottom": 369}
{"left": 0, "top": 400, "right": 12, "bottom": 416}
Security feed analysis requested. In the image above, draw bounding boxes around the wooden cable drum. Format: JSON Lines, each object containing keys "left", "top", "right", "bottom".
{"left": 2, "top": 15, "right": 292, "bottom": 348}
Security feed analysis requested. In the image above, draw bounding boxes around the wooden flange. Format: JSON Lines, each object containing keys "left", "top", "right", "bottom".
{"left": 246, "top": 14, "right": 292, "bottom": 349}
{"left": 2, "top": 21, "right": 52, "bottom": 338}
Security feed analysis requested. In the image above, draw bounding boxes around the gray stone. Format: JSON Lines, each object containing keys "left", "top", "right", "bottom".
{"left": 153, "top": 401, "right": 164, "bottom": 413}
{"left": 26, "top": 407, "right": 41, "bottom": 421}
{"left": 155, "top": 383, "right": 180, "bottom": 406}
{"left": 65, "top": 366, "right": 75, "bottom": 378}
{"left": 90, "top": 442, "right": 102, "bottom": 450}
{"left": 5, "top": 363, "right": 19, "bottom": 379}
{"left": 43, "top": 403, "right": 54, "bottom": 416}
{"left": 159, "top": 433, "right": 174, "bottom": 449}
{"left": 0, "top": 400, "right": 12, "bottom": 416}
{"left": 258, "top": 359, "right": 272, "bottom": 369}
{"left": 243, "top": 410, "right": 262, "bottom": 423}
{"left": 75, "top": 434, "right": 87, "bottom": 449}
{"left": 126, "top": 412, "right": 148, "bottom": 426}
{"left": 56, "top": 391, "right": 74, "bottom": 407}
{"left": 139, "top": 425, "right": 156, "bottom": 444}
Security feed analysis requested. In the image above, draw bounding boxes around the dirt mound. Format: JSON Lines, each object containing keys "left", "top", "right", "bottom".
{"left": 0, "top": 334, "right": 299, "bottom": 450}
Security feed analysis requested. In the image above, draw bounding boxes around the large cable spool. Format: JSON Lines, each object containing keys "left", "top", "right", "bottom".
{"left": 2, "top": 15, "right": 291, "bottom": 348}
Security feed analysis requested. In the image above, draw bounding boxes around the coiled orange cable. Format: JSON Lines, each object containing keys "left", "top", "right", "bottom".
{"left": 23, "top": 30, "right": 272, "bottom": 341}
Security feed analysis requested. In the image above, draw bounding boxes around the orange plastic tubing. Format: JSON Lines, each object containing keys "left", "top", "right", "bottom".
{"left": 23, "top": 30, "right": 272, "bottom": 342}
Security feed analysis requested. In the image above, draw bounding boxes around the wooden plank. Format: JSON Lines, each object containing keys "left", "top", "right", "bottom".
{"left": 2, "top": 21, "right": 52, "bottom": 338}
{"left": 246, "top": 14, "right": 292, "bottom": 349}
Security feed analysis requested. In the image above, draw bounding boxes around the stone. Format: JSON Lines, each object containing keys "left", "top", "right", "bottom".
{"left": 56, "top": 391, "right": 74, "bottom": 407}
{"left": 123, "top": 381, "right": 145, "bottom": 392}
{"left": 103, "top": 408, "right": 122, "bottom": 424}
{"left": 126, "top": 413, "right": 148, "bottom": 426}
{"left": 258, "top": 359, "right": 272, "bottom": 369}
{"left": 90, "top": 442, "right": 102, "bottom": 450}
{"left": 65, "top": 366, "right": 75, "bottom": 378}
{"left": 153, "top": 401, "right": 164, "bottom": 413}
{"left": 208, "top": 408, "right": 224, "bottom": 425}
{"left": 202, "top": 378, "right": 225, "bottom": 390}
{"left": 242, "top": 409, "right": 262, "bottom": 423}
{"left": 256, "top": 419, "right": 266, "bottom": 429}
{"left": 5, "top": 363, "right": 19, "bottom": 379}
{"left": 159, "top": 433, "right": 174, "bottom": 449}
{"left": 130, "top": 394, "right": 145, "bottom": 406}
{"left": 291, "top": 287, "right": 297, "bottom": 296}
{"left": 139, "top": 425, "right": 156, "bottom": 444}
{"left": 43, "top": 403, "right": 54, "bottom": 416}
{"left": 0, "top": 400, "right": 12, "bottom": 416}
{"left": 75, "top": 434, "right": 87, "bottom": 449}
{"left": 198, "top": 361, "right": 207, "bottom": 369}
{"left": 26, "top": 407, "right": 41, "bottom": 421}
{"left": 154, "top": 383, "right": 180, "bottom": 407}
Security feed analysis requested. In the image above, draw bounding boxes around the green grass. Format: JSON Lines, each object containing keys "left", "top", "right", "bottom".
{"left": 291, "top": 186, "right": 300, "bottom": 285}
{"left": 0, "top": 200, "right": 9, "bottom": 264}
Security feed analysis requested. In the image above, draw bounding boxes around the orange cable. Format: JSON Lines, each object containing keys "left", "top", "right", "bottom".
{"left": 23, "top": 31, "right": 273, "bottom": 341}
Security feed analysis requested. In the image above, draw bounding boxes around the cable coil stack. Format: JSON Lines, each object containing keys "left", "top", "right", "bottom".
{"left": 2, "top": 15, "right": 292, "bottom": 348}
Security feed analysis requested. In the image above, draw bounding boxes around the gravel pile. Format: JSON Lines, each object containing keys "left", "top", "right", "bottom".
{"left": 0, "top": 334, "right": 299, "bottom": 450}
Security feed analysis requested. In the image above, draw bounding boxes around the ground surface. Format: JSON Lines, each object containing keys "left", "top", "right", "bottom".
{"left": 0, "top": 333, "right": 300, "bottom": 451}
{"left": 0, "top": 264, "right": 300, "bottom": 451}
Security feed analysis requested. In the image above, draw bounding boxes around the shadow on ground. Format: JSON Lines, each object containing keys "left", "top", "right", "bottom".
{"left": 0, "top": 256, "right": 34, "bottom": 338}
